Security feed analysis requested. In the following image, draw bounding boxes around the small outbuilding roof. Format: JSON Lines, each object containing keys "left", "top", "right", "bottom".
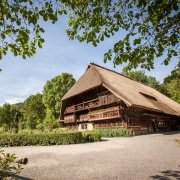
{"left": 62, "top": 63, "right": 180, "bottom": 116}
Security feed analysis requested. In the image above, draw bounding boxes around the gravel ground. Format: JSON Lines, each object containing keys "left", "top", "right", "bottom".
{"left": 4, "top": 132, "right": 180, "bottom": 180}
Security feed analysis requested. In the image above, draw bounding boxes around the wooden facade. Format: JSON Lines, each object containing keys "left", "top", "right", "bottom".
{"left": 61, "top": 86, "right": 179, "bottom": 135}
{"left": 60, "top": 64, "right": 180, "bottom": 135}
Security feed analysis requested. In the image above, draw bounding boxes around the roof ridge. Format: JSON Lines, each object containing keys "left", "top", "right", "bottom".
{"left": 90, "top": 63, "right": 180, "bottom": 110}
{"left": 89, "top": 63, "right": 158, "bottom": 91}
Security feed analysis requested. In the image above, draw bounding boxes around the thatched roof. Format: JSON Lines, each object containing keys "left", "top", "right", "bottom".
{"left": 62, "top": 63, "right": 180, "bottom": 116}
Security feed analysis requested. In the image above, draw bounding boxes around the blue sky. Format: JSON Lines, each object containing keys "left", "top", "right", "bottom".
{"left": 0, "top": 18, "right": 178, "bottom": 105}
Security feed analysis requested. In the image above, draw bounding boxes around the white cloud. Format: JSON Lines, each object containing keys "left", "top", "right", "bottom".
{"left": 5, "top": 97, "right": 24, "bottom": 105}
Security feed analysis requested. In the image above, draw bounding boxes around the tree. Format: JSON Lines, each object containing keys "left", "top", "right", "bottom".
{"left": 1, "top": 1, "right": 179, "bottom": 71}
{"left": 163, "top": 63, "right": 180, "bottom": 103}
{"left": 23, "top": 93, "right": 46, "bottom": 129}
{"left": 43, "top": 108, "right": 59, "bottom": 130}
{"left": 0, "top": 0, "right": 61, "bottom": 59}
{"left": 42, "top": 73, "right": 75, "bottom": 119}
{"left": 165, "top": 78, "right": 180, "bottom": 103}
{"left": 0, "top": 103, "right": 21, "bottom": 132}
{"left": 63, "top": 0, "right": 179, "bottom": 70}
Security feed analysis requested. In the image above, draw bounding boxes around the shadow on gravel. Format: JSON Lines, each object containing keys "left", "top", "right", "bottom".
{"left": 150, "top": 169, "right": 180, "bottom": 180}
{"left": 83, "top": 139, "right": 109, "bottom": 144}
{"left": 13, "top": 175, "right": 33, "bottom": 180}
{"left": 100, "top": 139, "right": 109, "bottom": 142}
{"left": 9, "top": 174, "right": 33, "bottom": 180}
{"left": 8, "top": 172, "right": 33, "bottom": 180}
{"left": 161, "top": 131, "right": 180, "bottom": 135}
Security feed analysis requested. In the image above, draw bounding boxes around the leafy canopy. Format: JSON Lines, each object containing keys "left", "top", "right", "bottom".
{"left": 43, "top": 108, "right": 59, "bottom": 130}
{"left": 0, "top": 0, "right": 179, "bottom": 70}
{"left": 0, "top": 103, "right": 21, "bottom": 132}
{"left": 23, "top": 93, "right": 46, "bottom": 129}
{"left": 42, "top": 73, "right": 75, "bottom": 119}
{"left": 64, "top": 0, "right": 180, "bottom": 70}
{"left": 0, "top": 0, "right": 63, "bottom": 59}
{"left": 163, "top": 62, "right": 180, "bottom": 103}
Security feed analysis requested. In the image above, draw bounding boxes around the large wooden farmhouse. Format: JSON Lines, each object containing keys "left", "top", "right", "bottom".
{"left": 60, "top": 63, "right": 180, "bottom": 135}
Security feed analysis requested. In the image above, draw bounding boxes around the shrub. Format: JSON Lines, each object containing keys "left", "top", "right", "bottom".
{"left": 0, "top": 132, "right": 85, "bottom": 147}
{"left": 51, "top": 128, "right": 65, "bottom": 134}
{"left": 93, "top": 128, "right": 133, "bottom": 137}
{"left": 0, "top": 127, "right": 5, "bottom": 134}
{"left": 17, "top": 128, "right": 71, "bottom": 135}
{"left": 83, "top": 131, "right": 102, "bottom": 142}
{"left": 17, "top": 129, "right": 33, "bottom": 135}
{"left": 36, "top": 123, "right": 45, "bottom": 131}
{"left": 0, "top": 148, "right": 22, "bottom": 179}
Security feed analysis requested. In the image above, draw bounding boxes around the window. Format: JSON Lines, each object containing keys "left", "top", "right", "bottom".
{"left": 139, "top": 92, "right": 157, "bottom": 101}
{"left": 158, "top": 121, "right": 167, "bottom": 127}
{"left": 81, "top": 124, "right": 87, "bottom": 129}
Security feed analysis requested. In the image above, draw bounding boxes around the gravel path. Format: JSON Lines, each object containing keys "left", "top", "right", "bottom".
{"left": 4, "top": 132, "right": 180, "bottom": 180}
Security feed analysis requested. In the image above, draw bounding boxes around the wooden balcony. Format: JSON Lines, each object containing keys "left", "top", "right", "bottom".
{"left": 76, "top": 106, "right": 121, "bottom": 122}
{"left": 64, "top": 94, "right": 119, "bottom": 114}
{"left": 88, "top": 106, "right": 121, "bottom": 121}
{"left": 64, "top": 114, "right": 76, "bottom": 123}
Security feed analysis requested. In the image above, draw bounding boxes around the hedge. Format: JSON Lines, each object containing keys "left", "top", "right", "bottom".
{"left": 83, "top": 131, "right": 102, "bottom": 142}
{"left": 93, "top": 128, "right": 133, "bottom": 137}
{"left": 0, "top": 131, "right": 102, "bottom": 147}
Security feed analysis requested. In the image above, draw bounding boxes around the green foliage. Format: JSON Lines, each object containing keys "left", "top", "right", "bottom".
{"left": 43, "top": 108, "right": 60, "bottom": 130}
{"left": 63, "top": 0, "right": 179, "bottom": 70}
{"left": 93, "top": 128, "right": 133, "bottom": 137}
{"left": 0, "top": 148, "right": 22, "bottom": 179}
{"left": 0, "top": 132, "right": 85, "bottom": 147}
{"left": 0, "top": 129, "right": 102, "bottom": 147}
{"left": 165, "top": 79, "right": 180, "bottom": 103}
{"left": 83, "top": 131, "right": 102, "bottom": 142}
{"left": 1, "top": 1, "right": 178, "bottom": 71}
{"left": 51, "top": 128, "right": 65, "bottom": 134}
{"left": 17, "top": 129, "right": 48, "bottom": 135}
{"left": 0, "top": 1, "right": 61, "bottom": 59}
{"left": 0, "top": 127, "right": 5, "bottom": 134}
{"left": 17, "top": 129, "right": 34, "bottom": 135}
{"left": 163, "top": 64, "right": 180, "bottom": 103}
{"left": 23, "top": 93, "right": 46, "bottom": 129}
{"left": 0, "top": 103, "right": 22, "bottom": 133}
{"left": 43, "top": 73, "right": 75, "bottom": 118}
{"left": 36, "top": 123, "right": 45, "bottom": 132}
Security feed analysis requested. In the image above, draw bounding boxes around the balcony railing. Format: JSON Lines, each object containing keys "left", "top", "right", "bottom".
{"left": 75, "top": 106, "right": 121, "bottom": 122}
{"left": 88, "top": 107, "right": 121, "bottom": 121}
{"left": 78, "top": 114, "right": 89, "bottom": 122}
{"left": 64, "top": 94, "right": 119, "bottom": 114}
{"left": 64, "top": 114, "right": 76, "bottom": 123}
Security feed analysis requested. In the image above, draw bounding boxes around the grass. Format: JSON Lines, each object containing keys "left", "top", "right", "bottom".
{"left": 93, "top": 128, "right": 133, "bottom": 137}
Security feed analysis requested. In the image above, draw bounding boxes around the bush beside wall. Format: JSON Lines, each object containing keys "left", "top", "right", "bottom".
{"left": 94, "top": 128, "right": 133, "bottom": 137}
{"left": 83, "top": 131, "right": 102, "bottom": 142}
{"left": 0, "top": 131, "right": 102, "bottom": 147}
{"left": 0, "top": 132, "right": 84, "bottom": 147}
{"left": 0, "top": 128, "right": 133, "bottom": 147}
